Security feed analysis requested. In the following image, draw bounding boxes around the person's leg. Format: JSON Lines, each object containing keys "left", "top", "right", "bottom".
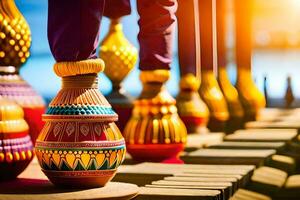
{"left": 176, "top": 0, "right": 209, "bottom": 134}
{"left": 177, "top": 0, "right": 198, "bottom": 75}
{"left": 48, "top": 0, "right": 104, "bottom": 62}
{"left": 216, "top": 0, "right": 244, "bottom": 132}
{"left": 234, "top": 0, "right": 265, "bottom": 121}
{"left": 137, "top": 0, "right": 177, "bottom": 71}
{"left": 197, "top": 0, "right": 229, "bottom": 132}
{"left": 103, "top": 0, "right": 131, "bottom": 19}
{"left": 123, "top": 0, "right": 187, "bottom": 163}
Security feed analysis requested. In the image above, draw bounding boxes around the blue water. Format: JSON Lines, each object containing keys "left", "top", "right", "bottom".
{"left": 16, "top": 0, "right": 300, "bottom": 100}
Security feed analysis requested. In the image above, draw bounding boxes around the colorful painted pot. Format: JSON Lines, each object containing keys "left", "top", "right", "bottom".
{"left": 0, "top": 0, "right": 46, "bottom": 144}
{"left": 35, "top": 71, "right": 126, "bottom": 188}
{"left": 0, "top": 67, "right": 45, "bottom": 144}
{"left": 0, "top": 98, "right": 34, "bottom": 180}
{"left": 124, "top": 70, "right": 187, "bottom": 163}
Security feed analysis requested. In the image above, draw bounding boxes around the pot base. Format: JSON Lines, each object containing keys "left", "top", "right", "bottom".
{"left": 43, "top": 169, "right": 117, "bottom": 188}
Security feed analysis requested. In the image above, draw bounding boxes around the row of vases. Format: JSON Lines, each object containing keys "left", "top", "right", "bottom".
{"left": 0, "top": 0, "right": 45, "bottom": 180}
{"left": 101, "top": 18, "right": 265, "bottom": 136}
{"left": 0, "top": 0, "right": 265, "bottom": 188}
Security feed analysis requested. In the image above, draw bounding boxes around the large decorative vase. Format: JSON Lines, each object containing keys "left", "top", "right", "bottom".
{"left": 176, "top": 74, "right": 209, "bottom": 134}
{"left": 0, "top": 98, "right": 34, "bottom": 180}
{"left": 123, "top": 70, "right": 187, "bottom": 163}
{"left": 99, "top": 19, "right": 138, "bottom": 132}
{"left": 35, "top": 59, "right": 126, "bottom": 187}
{"left": 0, "top": 0, "right": 46, "bottom": 143}
{"left": 199, "top": 70, "right": 229, "bottom": 132}
{"left": 218, "top": 68, "right": 244, "bottom": 133}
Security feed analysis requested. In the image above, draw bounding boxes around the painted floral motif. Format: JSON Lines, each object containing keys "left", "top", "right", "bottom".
{"left": 80, "top": 124, "right": 90, "bottom": 136}
{"left": 66, "top": 122, "right": 75, "bottom": 136}
{"left": 53, "top": 122, "right": 64, "bottom": 137}
{"left": 94, "top": 124, "right": 102, "bottom": 136}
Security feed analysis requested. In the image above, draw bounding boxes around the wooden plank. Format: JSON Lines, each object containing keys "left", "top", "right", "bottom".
{"left": 273, "top": 175, "right": 300, "bottom": 199}
{"left": 151, "top": 180, "right": 231, "bottom": 199}
{"left": 145, "top": 184, "right": 228, "bottom": 200}
{"left": 245, "top": 121, "right": 300, "bottom": 130}
{"left": 209, "top": 141, "right": 286, "bottom": 152}
{"left": 230, "top": 189, "right": 271, "bottom": 200}
{"left": 285, "top": 174, "right": 300, "bottom": 189}
{"left": 257, "top": 108, "right": 300, "bottom": 122}
{"left": 132, "top": 162, "right": 255, "bottom": 171}
{"left": 173, "top": 173, "right": 243, "bottom": 187}
{"left": 185, "top": 132, "right": 225, "bottom": 152}
{"left": 257, "top": 108, "right": 292, "bottom": 122}
{"left": 280, "top": 150, "right": 300, "bottom": 172}
{"left": 114, "top": 163, "right": 254, "bottom": 186}
{"left": 176, "top": 169, "right": 251, "bottom": 188}
{"left": 248, "top": 166, "right": 287, "bottom": 195}
{"left": 174, "top": 173, "right": 242, "bottom": 180}
{"left": 225, "top": 129, "right": 297, "bottom": 142}
{"left": 164, "top": 176, "right": 239, "bottom": 193}
{"left": 182, "top": 149, "right": 275, "bottom": 166}
{"left": 266, "top": 155, "right": 296, "bottom": 174}
{"left": 136, "top": 187, "right": 221, "bottom": 200}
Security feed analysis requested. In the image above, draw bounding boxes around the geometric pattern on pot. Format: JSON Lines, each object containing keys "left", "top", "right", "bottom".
{"left": 35, "top": 141, "right": 126, "bottom": 171}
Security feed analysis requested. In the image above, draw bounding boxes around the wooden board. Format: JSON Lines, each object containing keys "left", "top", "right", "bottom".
{"left": 6, "top": 159, "right": 139, "bottom": 200}
{"left": 273, "top": 175, "right": 300, "bottom": 199}
{"left": 114, "top": 162, "right": 254, "bottom": 186}
{"left": 144, "top": 185, "right": 228, "bottom": 200}
{"left": 256, "top": 108, "right": 300, "bottom": 123}
{"left": 164, "top": 176, "right": 239, "bottom": 193}
{"left": 266, "top": 155, "right": 296, "bottom": 174}
{"left": 185, "top": 132, "right": 225, "bottom": 152}
{"left": 230, "top": 189, "right": 271, "bottom": 200}
{"left": 0, "top": 180, "right": 139, "bottom": 200}
{"left": 245, "top": 121, "right": 300, "bottom": 130}
{"left": 174, "top": 173, "right": 242, "bottom": 180}
{"left": 248, "top": 166, "right": 287, "bottom": 195}
{"left": 173, "top": 173, "right": 243, "bottom": 187}
{"left": 209, "top": 141, "right": 286, "bottom": 152}
{"left": 285, "top": 174, "right": 300, "bottom": 189}
{"left": 182, "top": 149, "right": 275, "bottom": 166}
{"left": 257, "top": 108, "right": 292, "bottom": 122}
{"left": 137, "top": 187, "right": 221, "bottom": 200}
{"left": 151, "top": 180, "right": 232, "bottom": 199}
{"left": 225, "top": 129, "right": 297, "bottom": 142}
{"left": 131, "top": 162, "right": 255, "bottom": 171}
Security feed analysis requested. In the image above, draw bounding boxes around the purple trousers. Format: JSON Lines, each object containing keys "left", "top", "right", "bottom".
{"left": 177, "top": 0, "right": 198, "bottom": 75}
{"left": 48, "top": 0, "right": 176, "bottom": 71}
